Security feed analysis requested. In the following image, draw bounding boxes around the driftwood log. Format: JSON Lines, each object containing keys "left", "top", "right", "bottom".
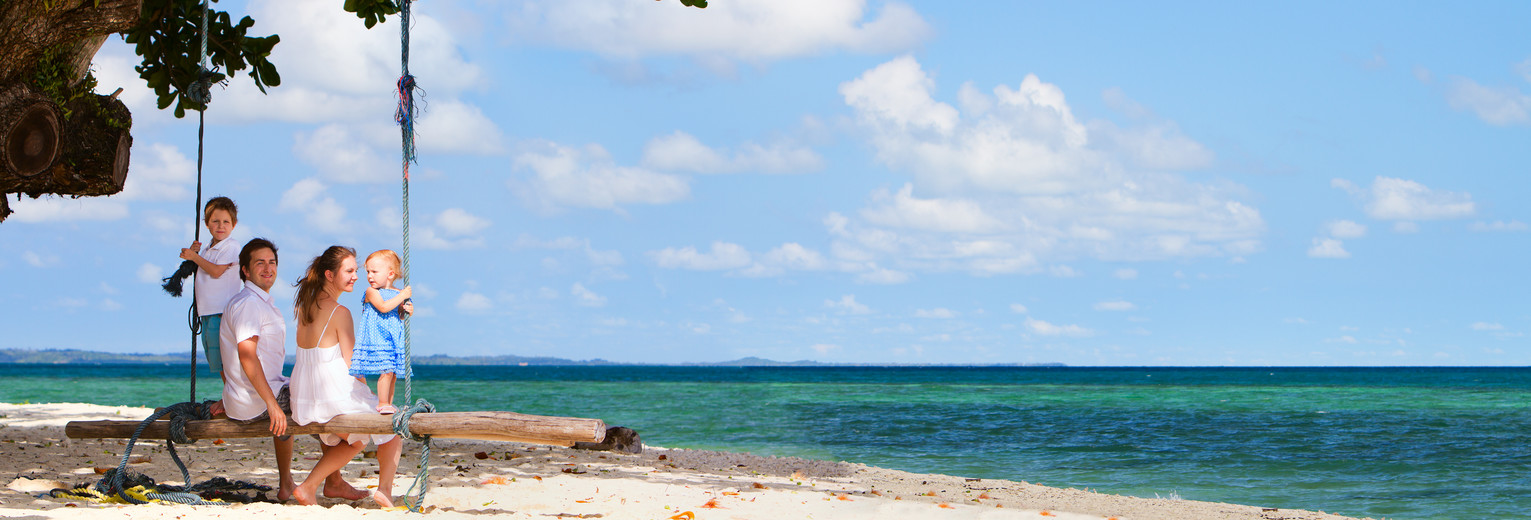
{"left": 65, "top": 411, "right": 607, "bottom": 447}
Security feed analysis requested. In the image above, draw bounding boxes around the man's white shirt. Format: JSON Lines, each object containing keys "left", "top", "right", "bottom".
{"left": 219, "top": 280, "right": 288, "bottom": 421}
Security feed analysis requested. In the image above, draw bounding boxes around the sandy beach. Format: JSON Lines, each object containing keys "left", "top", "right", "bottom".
{"left": 0, "top": 403, "right": 1368, "bottom": 520}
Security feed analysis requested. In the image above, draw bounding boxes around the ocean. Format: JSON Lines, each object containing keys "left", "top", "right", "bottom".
{"left": 2, "top": 364, "right": 1526, "bottom": 520}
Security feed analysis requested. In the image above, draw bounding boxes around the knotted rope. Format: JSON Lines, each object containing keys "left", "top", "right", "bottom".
{"left": 94, "top": 401, "right": 228, "bottom": 505}
{"left": 394, "top": 0, "right": 434, "bottom": 512}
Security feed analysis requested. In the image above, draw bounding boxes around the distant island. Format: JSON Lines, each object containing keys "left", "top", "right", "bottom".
{"left": 0, "top": 348, "right": 1064, "bottom": 368}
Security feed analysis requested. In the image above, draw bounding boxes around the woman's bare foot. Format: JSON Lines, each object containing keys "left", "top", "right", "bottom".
{"left": 370, "top": 490, "right": 394, "bottom": 508}
{"left": 322, "top": 480, "right": 370, "bottom": 501}
{"left": 292, "top": 485, "right": 318, "bottom": 506}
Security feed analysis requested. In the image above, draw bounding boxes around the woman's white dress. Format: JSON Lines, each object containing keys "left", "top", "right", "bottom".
{"left": 290, "top": 305, "right": 396, "bottom": 447}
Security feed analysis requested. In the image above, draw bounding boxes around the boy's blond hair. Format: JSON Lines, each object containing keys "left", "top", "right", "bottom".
{"left": 204, "top": 196, "right": 238, "bottom": 224}
{"left": 367, "top": 249, "right": 405, "bottom": 283}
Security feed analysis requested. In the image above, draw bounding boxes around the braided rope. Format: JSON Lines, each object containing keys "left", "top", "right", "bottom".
{"left": 95, "top": 401, "right": 228, "bottom": 506}
{"left": 394, "top": 1, "right": 433, "bottom": 513}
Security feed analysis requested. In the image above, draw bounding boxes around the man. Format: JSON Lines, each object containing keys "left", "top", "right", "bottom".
{"left": 219, "top": 238, "right": 366, "bottom": 502}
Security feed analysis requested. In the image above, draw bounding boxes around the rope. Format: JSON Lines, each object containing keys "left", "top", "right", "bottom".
{"left": 95, "top": 401, "right": 228, "bottom": 506}
{"left": 394, "top": 1, "right": 434, "bottom": 512}
{"left": 183, "top": 0, "right": 215, "bottom": 405}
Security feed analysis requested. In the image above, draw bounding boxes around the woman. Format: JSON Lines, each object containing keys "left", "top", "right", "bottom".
{"left": 288, "top": 245, "right": 403, "bottom": 507}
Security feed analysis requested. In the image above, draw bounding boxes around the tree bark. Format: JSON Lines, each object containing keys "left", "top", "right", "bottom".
{"left": 0, "top": 0, "right": 141, "bottom": 85}
{"left": 64, "top": 411, "right": 609, "bottom": 447}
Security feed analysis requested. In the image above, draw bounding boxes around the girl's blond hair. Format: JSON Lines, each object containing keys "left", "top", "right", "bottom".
{"left": 366, "top": 249, "right": 405, "bottom": 284}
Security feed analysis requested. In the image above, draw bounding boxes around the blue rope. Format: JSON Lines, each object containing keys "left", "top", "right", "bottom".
{"left": 96, "top": 401, "right": 229, "bottom": 506}
{"left": 393, "top": 1, "right": 433, "bottom": 513}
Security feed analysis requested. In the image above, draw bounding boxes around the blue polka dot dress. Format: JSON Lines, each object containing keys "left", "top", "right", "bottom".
{"left": 350, "top": 288, "right": 410, "bottom": 376}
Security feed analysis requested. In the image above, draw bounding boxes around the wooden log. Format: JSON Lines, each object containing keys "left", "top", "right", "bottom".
{"left": 1, "top": 90, "right": 61, "bottom": 177}
{"left": 0, "top": 82, "right": 131, "bottom": 214}
{"left": 65, "top": 411, "right": 607, "bottom": 447}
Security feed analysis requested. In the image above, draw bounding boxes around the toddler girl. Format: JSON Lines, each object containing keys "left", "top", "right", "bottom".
{"left": 352, "top": 249, "right": 413, "bottom": 413}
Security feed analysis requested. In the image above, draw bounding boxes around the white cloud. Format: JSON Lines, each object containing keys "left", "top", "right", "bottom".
{"left": 1094, "top": 300, "right": 1136, "bottom": 311}
{"left": 1113, "top": 268, "right": 1138, "bottom": 280}
{"left": 293, "top": 125, "right": 395, "bottom": 184}
{"left": 1009, "top": 304, "right": 1028, "bottom": 314}
{"left": 415, "top": 100, "right": 505, "bottom": 155}
{"left": 1470, "top": 220, "right": 1528, "bottom": 232}
{"left": 832, "top": 56, "right": 1263, "bottom": 273}
{"left": 515, "top": 235, "right": 624, "bottom": 266}
{"left": 1471, "top": 322, "right": 1504, "bottom": 331}
{"left": 504, "top": 0, "right": 930, "bottom": 65}
{"left": 8, "top": 196, "right": 129, "bottom": 223}
{"left": 512, "top": 141, "right": 689, "bottom": 213}
{"left": 137, "top": 263, "right": 164, "bottom": 284}
{"left": 1393, "top": 221, "right": 1420, "bottom": 234}
{"left": 1024, "top": 318, "right": 1092, "bottom": 337}
{"left": 857, "top": 265, "right": 911, "bottom": 284}
{"left": 1325, "top": 220, "right": 1367, "bottom": 239}
{"left": 914, "top": 308, "right": 956, "bottom": 319}
{"left": 1335, "top": 176, "right": 1474, "bottom": 221}
{"left": 417, "top": 208, "right": 491, "bottom": 250}
{"left": 277, "top": 178, "right": 350, "bottom": 234}
{"left": 100, "top": 299, "right": 123, "bottom": 311}
{"left": 810, "top": 343, "right": 841, "bottom": 355}
{"left": 650, "top": 242, "right": 751, "bottom": 270}
{"left": 437, "top": 206, "right": 489, "bottom": 235}
{"left": 220, "top": 0, "right": 483, "bottom": 123}
{"left": 860, "top": 184, "right": 1004, "bottom": 233}
{"left": 118, "top": 143, "right": 196, "bottom": 201}
{"left": 742, "top": 243, "right": 829, "bottom": 277}
{"left": 456, "top": 292, "right": 493, "bottom": 312}
{"left": 1307, "top": 238, "right": 1350, "bottom": 259}
{"left": 1445, "top": 76, "right": 1531, "bottom": 126}
{"left": 824, "top": 295, "right": 872, "bottom": 315}
{"left": 571, "top": 283, "right": 607, "bottom": 307}
{"left": 641, "top": 131, "right": 822, "bottom": 174}
{"left": 23, "top": 251, "right": 56, "bottom": 268}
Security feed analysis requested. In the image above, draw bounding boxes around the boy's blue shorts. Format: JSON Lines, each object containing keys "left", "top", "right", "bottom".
{"left": 200, "top": 314, "right": 223, "bottom": 374}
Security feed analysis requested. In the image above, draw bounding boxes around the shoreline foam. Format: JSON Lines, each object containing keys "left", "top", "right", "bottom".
{"left": 0, "top": 403, "right": 1367, "bottom": 519}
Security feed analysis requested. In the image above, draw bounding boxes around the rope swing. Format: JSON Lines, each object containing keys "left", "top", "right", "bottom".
{"left": 390, "top": 0, "right": 437, "bottom": 512}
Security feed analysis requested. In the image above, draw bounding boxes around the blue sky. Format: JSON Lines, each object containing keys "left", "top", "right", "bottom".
{"left": 3, "top": 1, "right": 1527, "bottom": 365}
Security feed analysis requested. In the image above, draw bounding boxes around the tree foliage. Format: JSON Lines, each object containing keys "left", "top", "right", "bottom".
{"left": 124, "top": 0, "right": 705, "bottom": 118}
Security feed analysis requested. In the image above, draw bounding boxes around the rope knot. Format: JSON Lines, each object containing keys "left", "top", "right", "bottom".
{"left": 187, "top": 70, "right": 219, "bottom": 105}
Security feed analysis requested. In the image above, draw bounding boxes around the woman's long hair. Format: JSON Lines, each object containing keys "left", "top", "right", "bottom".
{"left": 294, "top": 245, "right": 356, "bottom": 325}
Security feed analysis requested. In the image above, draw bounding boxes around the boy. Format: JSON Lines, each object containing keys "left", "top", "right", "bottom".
{"left": 178, "top": 196, "right": 241, "bottom": 414}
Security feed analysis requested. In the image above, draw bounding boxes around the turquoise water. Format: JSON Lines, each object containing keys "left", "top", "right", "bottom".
{"left": 3, "top": 364, "right": 1528, "bottom": 519}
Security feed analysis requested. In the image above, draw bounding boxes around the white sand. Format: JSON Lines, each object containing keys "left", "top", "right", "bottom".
{"left": 0, "top": 403, "right": 1369, "bottom": 520}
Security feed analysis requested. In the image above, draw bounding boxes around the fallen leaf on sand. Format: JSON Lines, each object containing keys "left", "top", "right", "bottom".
{"left": 481, "top": 476, "right": 508, "bottom": 485}
{"left": 475, "top": 452, "right": 490, "bottom": 459}
{"left": 701, "top": 498, "right": 721, "bottom": 509}
{"left": 575, "top": 499, "right": 592, "bottom": 503}
{"left": 668, "top": 512, "right": 694, "bottom": 520}
{"left": 751, "top": 482, "right": 766, "bottom": 489}
{"left": 213, "top": 439, "right": 225, "bottom": 445}
{"left": 533, "top": 476, "right": 543, "bottom": 481}
{"left": 1040, "top": 511, "right": 1055, "bottom": 517}
{"left": 128, "top": 456, "right": 151, "bottom": 464}
{"left": 722, "top": 492, "right": 739, "bottom": 496}
{"left": 836, "top": 494, "right": 852, "bottom": 501}
{"left": 978, "top": 493, "right": 991, "bottom": 499}
{"left": 938, "top": 503, "right": 953, "bottom": 509}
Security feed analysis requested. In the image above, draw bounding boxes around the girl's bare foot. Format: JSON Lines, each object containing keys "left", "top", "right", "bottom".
{"left": 370, "top": 490, "right": 394, "bottom": 508}
{"left": 292, "top": 485, "right": 318, "bottom": 506}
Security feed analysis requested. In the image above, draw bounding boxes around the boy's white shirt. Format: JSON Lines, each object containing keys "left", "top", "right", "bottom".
{"left": 195, "top": 234, "right": 244, "bottom": 317}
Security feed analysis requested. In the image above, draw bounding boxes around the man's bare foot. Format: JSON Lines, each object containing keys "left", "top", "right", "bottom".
{"left": 207, "top": 400, "right": 225, "bottom": 417}
{"left": 277, "top": 481, "right": 295, "bottom": 502}
{"left": 322, "top": 480, "right": 369, "bottom": 501}
{"left": 292, "top": 485, "right": 318, "bottom": 506}
{"left": 370, "top": 490, "right": 394, "bottom": 508}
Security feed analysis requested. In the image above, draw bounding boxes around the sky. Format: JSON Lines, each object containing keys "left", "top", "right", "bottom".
{"left": 2, "top": 1, "right": 1528, "bottom": 366}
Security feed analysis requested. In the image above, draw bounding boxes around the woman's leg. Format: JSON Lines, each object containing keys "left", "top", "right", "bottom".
{"left": 292, "top": 438, "right": 365, "bottom": 506}
{"left": 373, "top": 437, "right": 404, "bottom": 507}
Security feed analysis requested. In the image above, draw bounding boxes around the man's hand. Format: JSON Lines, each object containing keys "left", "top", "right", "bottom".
{"left": 268, "top": 404, "right": 288, "bottom": 436}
